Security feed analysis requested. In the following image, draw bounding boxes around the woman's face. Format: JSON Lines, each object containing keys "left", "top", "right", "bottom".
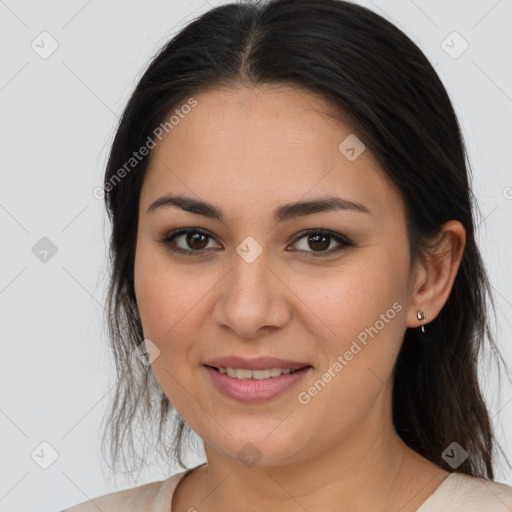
{"left": 134, "top": 84, "right": 416, "bottom": 467}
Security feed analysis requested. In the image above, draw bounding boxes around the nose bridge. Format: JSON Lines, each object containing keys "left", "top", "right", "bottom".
{"left": 214, "top": 238, "right": 289, "bottom": 335}
{"left": 227, "top": 240, "right": 274, "bottom": 305}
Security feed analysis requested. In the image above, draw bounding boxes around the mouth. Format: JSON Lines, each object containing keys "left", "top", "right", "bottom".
{"left": 203, "top": 363, "right": 313, "bottom": 403}
{"left": 204, "top": 365, "right": 311, "bottom": 380}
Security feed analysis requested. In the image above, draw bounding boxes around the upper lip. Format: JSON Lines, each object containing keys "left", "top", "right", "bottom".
{"left": 203, "top": 356, "right": 312, "bottom": 370}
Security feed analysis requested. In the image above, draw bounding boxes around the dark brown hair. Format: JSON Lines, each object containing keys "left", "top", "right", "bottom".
{"left": 99, "top": 0, "right": 510, "bottom": 482}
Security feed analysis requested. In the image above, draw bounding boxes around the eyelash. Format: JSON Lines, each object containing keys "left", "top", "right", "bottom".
{"left": 159, "top": 227, "right": 354, "bottom": 259}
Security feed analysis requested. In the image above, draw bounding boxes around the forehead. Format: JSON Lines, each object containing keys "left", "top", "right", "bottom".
{"left": 141, "top": 85, "right": 404, "bottom": 224}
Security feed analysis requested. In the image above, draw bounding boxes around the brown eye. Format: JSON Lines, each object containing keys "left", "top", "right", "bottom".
{"left": 160, "top": 228, "right": 354, "bottom": 259}
{"left": 184, "top": 232, "right": 209, "bottom": 250}
{"left": 291, "top": 230, "right": 353, "bottom": 257}
{"left": 306, "top": 233, "right": 331, "bottom": 251}
{"left": 160, "top": 228, "right": 220, "bottom": 256}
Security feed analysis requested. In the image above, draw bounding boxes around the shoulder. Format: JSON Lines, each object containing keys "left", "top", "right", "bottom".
{"left": 60, "top": 469, "right": 191, "bottom": 512}
{"left": 419, "top": 472, "right": 512, "bottom": 511}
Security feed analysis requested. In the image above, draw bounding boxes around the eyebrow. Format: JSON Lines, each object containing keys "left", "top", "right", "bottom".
{"left": 146, "top": 194, "right": 370, "bottom": 222}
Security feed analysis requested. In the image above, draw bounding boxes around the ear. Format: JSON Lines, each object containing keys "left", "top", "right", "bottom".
{"left": 406, "top": 220, "right": 466, "bottom": 329}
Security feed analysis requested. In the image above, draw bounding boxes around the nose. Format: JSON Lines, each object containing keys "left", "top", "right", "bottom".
{"left": 212, "top": 250, "right": 292, "bottom": 339}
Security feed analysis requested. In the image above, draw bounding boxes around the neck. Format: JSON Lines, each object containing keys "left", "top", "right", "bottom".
{"left": 179, "top": 394, "right": 447, "bottom": 511}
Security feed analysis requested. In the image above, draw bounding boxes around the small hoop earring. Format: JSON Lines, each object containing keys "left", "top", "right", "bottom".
{"left": 417, "top": 310, "right": 426, "bottom": 333}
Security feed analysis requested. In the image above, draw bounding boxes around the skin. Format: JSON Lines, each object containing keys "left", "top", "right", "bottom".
{"left": 133, "top": 84, "right": 466, "bottom": 512}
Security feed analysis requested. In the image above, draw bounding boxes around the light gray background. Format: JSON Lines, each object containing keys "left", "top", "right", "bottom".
{"left": 1, "top": 0, "right": 511, "bottom": 511}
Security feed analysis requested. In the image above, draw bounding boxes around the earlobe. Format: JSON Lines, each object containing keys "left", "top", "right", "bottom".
{"left": 416, "top": 309, "right": 427, "bottom": 333}
{"left": 407, "top": 220, "right": 466, "bottom": 330}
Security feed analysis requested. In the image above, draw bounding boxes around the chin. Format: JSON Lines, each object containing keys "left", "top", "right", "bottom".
{"left": 204, "top": 430, "right": 308, "bottom": 468}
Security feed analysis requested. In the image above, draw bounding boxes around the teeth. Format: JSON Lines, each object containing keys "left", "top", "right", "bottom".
{"left": 217, "top": 367, "right": 300, "bottom": 380}
{"left": 235, "top": 368, "right": 252, "bottom": 379}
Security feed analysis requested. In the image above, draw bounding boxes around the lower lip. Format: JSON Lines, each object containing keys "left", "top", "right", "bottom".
{"left": 204, "top": 365, "right": 313, "bottom": 403}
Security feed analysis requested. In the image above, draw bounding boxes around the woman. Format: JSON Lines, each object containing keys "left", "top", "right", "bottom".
{"left": 62, "top": 0, "right": 512, "bottom": 510}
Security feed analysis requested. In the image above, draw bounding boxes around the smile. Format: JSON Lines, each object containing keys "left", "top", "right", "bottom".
{"left": 209, "top": 366, "right": 303, "bottom": 380}
{"left": 204, "top": 364, "right": 313, "bottom": 403}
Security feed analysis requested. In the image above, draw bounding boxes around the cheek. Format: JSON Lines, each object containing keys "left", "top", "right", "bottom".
{"left": 291, "top": 276, "right": 406, "bottom": 435}
{"left": 133, "top": 247, "right": 203, "bottom": 413}
{"left": 295, "top": 257, "right": 405, "bottom": 340}
{"left": 134, "top": 241, "right": 197, "bottom": 338}
{"left": 294, "top": 252, "right": 408, "bottom": 386}
{"left": 133, "top": 242, "right": 219, "bottom": 374}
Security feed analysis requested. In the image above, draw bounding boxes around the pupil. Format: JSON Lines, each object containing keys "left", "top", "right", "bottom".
{"left": 309, "top": 234, "right": 329, "bottom": 251}
{"left": 188, "top": 233, "right": 208, "bottom": 250}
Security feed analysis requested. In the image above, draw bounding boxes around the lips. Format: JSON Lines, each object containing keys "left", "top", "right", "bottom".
{"left": 204, "top": 364, "right": 313, "bottom": 403}
{"left": 203, "top": 356, "right": 312, "bottom": 371}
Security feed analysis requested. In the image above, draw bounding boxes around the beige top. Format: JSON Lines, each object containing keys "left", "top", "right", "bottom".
{"left": 61, "top": 464, "right": 512, "bottom": 511}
